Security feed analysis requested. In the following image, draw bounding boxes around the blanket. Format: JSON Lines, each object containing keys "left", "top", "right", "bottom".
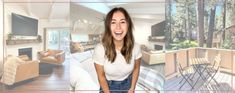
{"left": 1, "top": 56, "right": 24, "bottom": 85}
{"left": 138, "top": 67, "right": 165, "bottom": 93}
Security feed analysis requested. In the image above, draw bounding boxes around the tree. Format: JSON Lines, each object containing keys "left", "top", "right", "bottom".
{"left": 222, "top": 0, "right": 227, "bottom": 41}
{"left": 197, "top": 0, "right": 205, "bottom": 47}
{"left": 165, "top": 0, "right": 172, "bottom": 49}
{"left": 226, "top": 0, "right": 235, "bottom": 27}
{"left": 186, "top": 1, "right": 197, "bottom": 40}
{"left": 206, "top": 6, "right": 216, "bottom": 48}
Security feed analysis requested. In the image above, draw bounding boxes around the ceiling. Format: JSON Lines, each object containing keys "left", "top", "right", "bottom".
{"left": 3, "top": 0, "right": 165, "bottom": 22}
{"left": 71, "top": 0, "right": 165, "bottom": 34}
{"left": 106, "top": 3, "right": 165, "bottom": 22}
{"left": 4, "top": 0, "right": 70, "bottom": 20}
{"left": 4, "top": 0, "right": 165, "bottom": 34}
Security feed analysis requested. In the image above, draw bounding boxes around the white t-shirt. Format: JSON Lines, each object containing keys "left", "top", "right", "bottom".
{"left": 92, "top": 43, "right": 142, "bottom": 81}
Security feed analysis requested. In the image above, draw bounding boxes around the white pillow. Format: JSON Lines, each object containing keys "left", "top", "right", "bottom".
{"left": 79, "top": 58, "right": 99, "bottom": 84}
{"left": 70, "top": 65, "right": 99, "bottom": 93}
{"left": 5, "top": 55, "right": 25, "bottom": 64}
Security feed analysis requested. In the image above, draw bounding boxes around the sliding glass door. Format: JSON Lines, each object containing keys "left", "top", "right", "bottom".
{"left": 45, "top": 28, "right": 70, "bottom": 56}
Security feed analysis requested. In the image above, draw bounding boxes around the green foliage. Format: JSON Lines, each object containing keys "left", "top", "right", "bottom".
{"left": 221, "top": 39, "right": 231, "bottom": 49}
{"left": 166, "top": 0, "right": 234, "bottom": 49}
{"left": 221, "top": 33, "right": 232, "bottom": 49}
{"left": 170, "top": 40, "right": 198, "bottom": 50}
{"left": 7, "top": 33, "right": 14, "bottom": 40}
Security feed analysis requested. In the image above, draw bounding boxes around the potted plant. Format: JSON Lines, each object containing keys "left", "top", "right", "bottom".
{"left": 7, "top": 33, "right": 13, "bottom": 40}
{"left": 70, "top": 82, "right": 76, "bottom": 93}
{"left": 37, "top": 35, "right": 42, "bottom": 42}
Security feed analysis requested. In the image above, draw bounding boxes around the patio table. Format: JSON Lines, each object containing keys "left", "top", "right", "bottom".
{"left": 188, "top": 58, "right": 210, "bottom": 89}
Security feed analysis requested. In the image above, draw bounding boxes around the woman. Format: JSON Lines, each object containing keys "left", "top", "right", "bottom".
{"left": 92, "top": 7, "right": 142, "bottom": 93}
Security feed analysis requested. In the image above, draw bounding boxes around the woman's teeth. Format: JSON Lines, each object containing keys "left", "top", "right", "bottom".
{"left": 115, "top": 32, "right": 122, "bottom": 35}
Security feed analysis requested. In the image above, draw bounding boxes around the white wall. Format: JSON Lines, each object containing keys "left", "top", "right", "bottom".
{"left": 4, "top": 3, "right": 39, "bottom": 37}
{"left": 4, "top": 3, "right": 70, "bottom": 60}
{"left": 4, "top": 3, "right": 41, "bottom": 60}
{"left": 0, "top": 0, "right": 3, "bottom": 76}
{"left": 133, "top": 19, "right": 153, "bottom": 47}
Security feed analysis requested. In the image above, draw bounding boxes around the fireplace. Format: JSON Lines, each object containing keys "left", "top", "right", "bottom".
{"left": 154, "top": 45, "right": 163, "bottom": 50}
{"left": 18, "top": 48, "right": 32, "bottom": 60}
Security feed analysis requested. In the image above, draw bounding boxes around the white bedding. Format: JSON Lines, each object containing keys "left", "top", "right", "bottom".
{"left": 70, "top": 57, "right": 163, "bottom": 93}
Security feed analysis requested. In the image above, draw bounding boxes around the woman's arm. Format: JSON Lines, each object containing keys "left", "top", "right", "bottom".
{"left": 129, "top": 58, "right": 141, "bottom": 92}
{"left": 94, "top": 63, "right": 110, "bottom": 93}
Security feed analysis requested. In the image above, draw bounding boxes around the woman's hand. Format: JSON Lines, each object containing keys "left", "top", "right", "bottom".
{"left": 128, "top": 87, "right": 135, "bottom": 93}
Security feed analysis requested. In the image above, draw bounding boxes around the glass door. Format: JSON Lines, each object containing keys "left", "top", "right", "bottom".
{"left": 45, "top": 28, "right": 70, "bottom": 56}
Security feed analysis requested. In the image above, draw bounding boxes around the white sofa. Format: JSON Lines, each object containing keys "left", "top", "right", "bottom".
{"left": 142, "top": 50, "right": 165, "bottom": 65}
{"left": 70, "top": 58, "right": 99, "bottom": 93}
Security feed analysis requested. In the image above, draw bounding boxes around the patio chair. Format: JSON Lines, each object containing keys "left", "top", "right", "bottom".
{"left": 204, "top": 54, "right": 221, "bottom": 86}
{"left": 178, "top": 62, "right": 195, "bottom": 89}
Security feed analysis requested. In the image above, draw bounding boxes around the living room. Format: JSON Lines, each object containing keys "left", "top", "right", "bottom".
{"left": 0, "top": 1, "right": 70, "bottom": 92}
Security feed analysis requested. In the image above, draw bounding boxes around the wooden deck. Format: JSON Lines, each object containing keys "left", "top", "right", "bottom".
{"left": 164, "top": 71, "right": 235, "bottom": 93}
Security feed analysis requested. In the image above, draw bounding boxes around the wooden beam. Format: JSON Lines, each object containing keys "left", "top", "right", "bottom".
{"left": 47, "top": 2, "right": 54, "bottom": 21}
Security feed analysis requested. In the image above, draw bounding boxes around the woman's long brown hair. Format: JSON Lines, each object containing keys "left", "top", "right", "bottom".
{"left": 102, "top": 7, "right": 134, "bottom": 64}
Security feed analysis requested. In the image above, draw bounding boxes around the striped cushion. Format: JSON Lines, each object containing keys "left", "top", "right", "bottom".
{"left": 138, "top": 66, "right": 165, "bottom": 92}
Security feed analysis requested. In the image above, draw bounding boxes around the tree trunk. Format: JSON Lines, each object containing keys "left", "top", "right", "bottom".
{"left": 165, "top": 0, "right": 172, "bottom": 49}
{"left": 222, "top": 0, "right": 227, "bottom": 41}
{"left": 184, "top": 18, "right": 187, "bottom": 40}
{"left": 187, "top": 3, "right": 192, "bottom": 40}
{"left": 197, "top": 0, "right": 205, "bottom": 47}
{"left": 206, "top": 6, "right": 216, "bottom": 48}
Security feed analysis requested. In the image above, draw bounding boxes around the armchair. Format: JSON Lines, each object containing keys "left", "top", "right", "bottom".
{"left": 70, "top": 41, "right": 95, "bottom": 53}
{"left": 1, "top": 55, "right": 39, "bottom": 85}
{"left": 142, "top": 50, "right": 165, "bottom": 65}
{"left": 141, "top": 45, "right": 165, "bottom": 65}
{"left": 70, "top": 42, "right": 84, "bottom": 53}
{"left": 38, "top": 49, "right": 65, "bottom": 65}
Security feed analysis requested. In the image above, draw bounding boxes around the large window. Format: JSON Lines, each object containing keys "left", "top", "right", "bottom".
{"left": 71, "top": 34, "right": 89, "bottom": 42}
{"left": 45, "top": 28, "right": 70, "bottom": 56}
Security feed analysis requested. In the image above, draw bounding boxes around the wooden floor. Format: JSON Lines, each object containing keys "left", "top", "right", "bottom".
{"left": 0, "top": 59, "right": 70, "bottom": 93}
{"left": 164, "top": 71, "right": 235, "bottom": 93}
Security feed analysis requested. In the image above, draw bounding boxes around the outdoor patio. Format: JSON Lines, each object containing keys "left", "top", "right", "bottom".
{"left": 164, "top": 70, "right": 234, "bottom": 92}
{"left": 164, "top": 47, "right": 235, "bottom": 92}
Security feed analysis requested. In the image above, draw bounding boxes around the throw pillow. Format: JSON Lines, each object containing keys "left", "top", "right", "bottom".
{"left": 44, "top": 52, "right": 50, "bottom": 57}
{"left": 6, "top": 55, "right": 25, "bottom": 64}
{"left": 18, "top": 55, "right": 29, "bottom": 61}
{"left": 39, "top": 51, "right": 50, "bottom": 57}
{"left": 15, "top": 56, "right": 25, "bottom": 64}
{"left": 47, "top": 49, "right": 58, "bottom": 55}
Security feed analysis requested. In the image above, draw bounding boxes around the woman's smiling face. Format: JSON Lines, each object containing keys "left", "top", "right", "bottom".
{"left": 110, "top": 11, "right": 128, "bottom": 42}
